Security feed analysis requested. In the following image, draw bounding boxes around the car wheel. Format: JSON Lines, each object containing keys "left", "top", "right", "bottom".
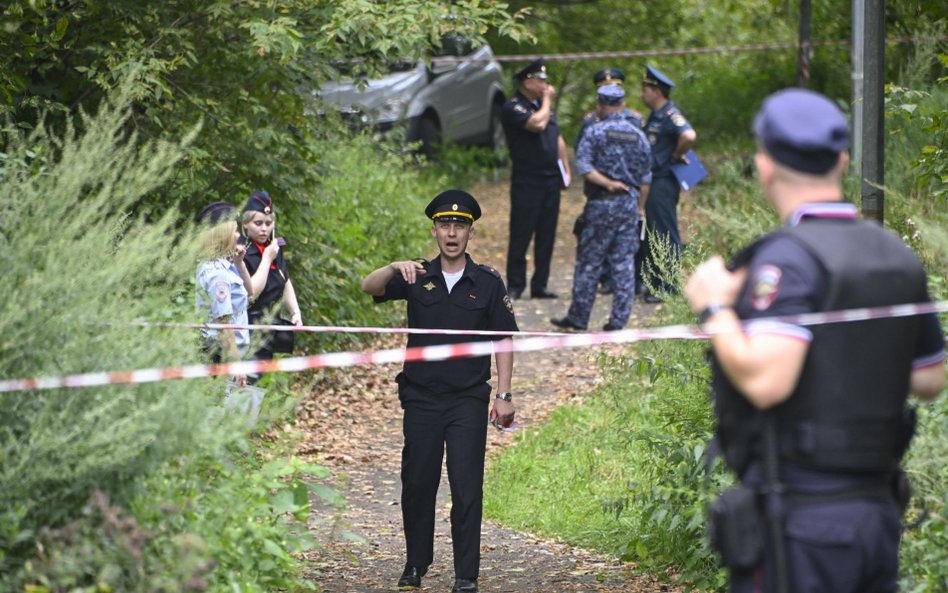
{"left": 418, "top": 114, "right": 441, "bottom": 159}
{"left": 488, "top": 103, "right": 508, "bottom": 166}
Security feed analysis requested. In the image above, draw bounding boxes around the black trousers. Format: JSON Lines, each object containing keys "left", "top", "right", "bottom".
{"left": 399, "top": 381, "right": 490, "bottom": 579}
{"left": 506, "top": 175, "right": 561, "bottom": 294}
{"left": 635, "top": 174, "right": 681, "bottom": 294}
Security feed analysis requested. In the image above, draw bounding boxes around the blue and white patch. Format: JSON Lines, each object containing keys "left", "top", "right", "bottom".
{"left": 750, "top": 265, "right": 782, "bottom": 311}
{"left": 214, "top": 280, "right": 230, "bottom": 303}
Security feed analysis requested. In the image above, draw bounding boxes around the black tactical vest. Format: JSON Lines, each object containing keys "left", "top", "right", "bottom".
{"left": 712, "top": 218, "right": 926, "bottom": 475}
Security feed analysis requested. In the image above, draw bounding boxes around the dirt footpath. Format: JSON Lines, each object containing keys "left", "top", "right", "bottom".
{"left": 296, "top": 179, "right": 681, "bottom": 593}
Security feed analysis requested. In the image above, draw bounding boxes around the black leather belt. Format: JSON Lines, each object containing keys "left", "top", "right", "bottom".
{"left": 587, "top": 186, "right": 639, "bottom": 200}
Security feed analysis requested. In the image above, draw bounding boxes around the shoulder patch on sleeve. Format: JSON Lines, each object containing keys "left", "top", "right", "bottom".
{"left": 671, "top": 114, "right": 687, "bottom": 127}
{"left": 513, "top": 103, "right": 528, "bottom": 114}
{"left": 750, "top": 264, "right": 783, "bottom": 311}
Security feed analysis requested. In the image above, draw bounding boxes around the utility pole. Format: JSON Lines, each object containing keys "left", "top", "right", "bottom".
{"left": 797, "top": 0, "right": 812, "bottom": 87}
{"left": 854, "top": 0, "right": 886, "bottom": 223}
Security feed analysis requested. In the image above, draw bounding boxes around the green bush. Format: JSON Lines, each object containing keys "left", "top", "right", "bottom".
{"left": 0, "top": 86, "right": 343, "bottom": 592}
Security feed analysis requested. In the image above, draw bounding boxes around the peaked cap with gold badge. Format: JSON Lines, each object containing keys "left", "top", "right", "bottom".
{"left": 424, "top": 189, "right": 481, "bottom": 224}
{"left": 514, "top": 58, "right": 547, "bottom": 82}
{"left": 593, "top": 67, "right": 625, "bottom": 87}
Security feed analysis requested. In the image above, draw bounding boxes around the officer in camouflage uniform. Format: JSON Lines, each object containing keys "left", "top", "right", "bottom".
{"left": 573, "top": 67, "right": 644, "bottom": 295}
{"left": 551, "top": 84, "right": 651, "bottom": 331}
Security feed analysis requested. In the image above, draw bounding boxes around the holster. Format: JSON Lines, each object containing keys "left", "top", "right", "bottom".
{"left": 708, "top": 485, "right": 764, "bottom": 571}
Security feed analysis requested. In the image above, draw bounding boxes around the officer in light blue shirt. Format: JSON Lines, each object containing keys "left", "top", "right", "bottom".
{"left": 194, "top": 201, "right": 253, "bottom": 385}
{"left": 196, "top": 258, "right": 250, "bottom": 349}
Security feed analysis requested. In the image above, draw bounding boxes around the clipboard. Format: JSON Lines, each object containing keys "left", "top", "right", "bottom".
{"left": 670, "top": 150, "right": 707, "bottom": 192}
{"left": 557, "top": 159, "right": 571, "bottom": 189}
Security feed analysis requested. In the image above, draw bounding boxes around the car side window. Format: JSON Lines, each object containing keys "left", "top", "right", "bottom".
{"left": 436, "top": 33, "right": 473, "bottom": 57}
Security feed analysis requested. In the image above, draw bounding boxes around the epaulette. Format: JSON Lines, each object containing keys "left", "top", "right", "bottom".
{"left": 412, "top": 258, "right": 430, "bottom": 268}
{"left": 478, "top": 264, "right": 501, "bottom": 278}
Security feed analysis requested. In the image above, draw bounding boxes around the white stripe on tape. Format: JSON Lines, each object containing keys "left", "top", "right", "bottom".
{"left": 1, "top": 301, "right": 945, "bottom": 393}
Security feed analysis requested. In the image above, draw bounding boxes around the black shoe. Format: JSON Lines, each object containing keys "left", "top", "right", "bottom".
{"left": 643, "top": 293, "right": 664, "bottom": 304}
{"left": 452, "top": 578, "right": 478, "bottom": 592}
{"left": 531, "top": 288, "right": 559, "bottom": 299}
{"left": 397, "top": 565, "right": 427, "bottom": 591}
{"left": 603, "top": 323, "right": 624, "bottom": 331}
{"left": 550, "top": 316, "right": 587, "bottom": 331}
{"left": 508, "top": 288, "right": 523, "bottom": 300}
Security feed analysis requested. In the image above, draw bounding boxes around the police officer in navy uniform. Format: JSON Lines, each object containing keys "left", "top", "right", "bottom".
{"left": 684, "top": 89, "right": 945, "bottom": 593}
{"left": 241, "top": 191, "right": 302, "bottom": 370}
{"left": 574, "top": 67, "right": 644, "bottom": 295}
{"left": 574, "top": 67, "right": 644, "bottom": 150}
{"left": 362, "top": 190, "right": 518, "bottom": 593}
{"left": 501, "top": 57, "right": 570, "bottom": 300}
{"left": 551, "top": 84, "right": 651, "bottom": 331}
{"left": 638, "top": 64, "right": 696, "bottom": 301}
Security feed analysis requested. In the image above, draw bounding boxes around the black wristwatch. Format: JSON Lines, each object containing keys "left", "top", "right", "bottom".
{"left": 496, "top": 392, "right": 512, "bottom": 402}
{"left": 698, "top": 303, "right": 732, "bottom": 325}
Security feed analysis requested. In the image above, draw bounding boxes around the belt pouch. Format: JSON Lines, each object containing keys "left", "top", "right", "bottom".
{"left": 708, "top": 485, "right": 764, "bottom": 571}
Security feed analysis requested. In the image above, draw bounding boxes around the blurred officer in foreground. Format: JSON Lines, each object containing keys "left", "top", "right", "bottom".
{"left": 684, "top": 88, "right": 945, "bottom": 593}
{"left": 552, "top": 84, "right": 651, "bottom": 331}
{"left": 502, "top": 57, "right": 569, "bottom": 300}
{"left": 574, "top": 67, "right": 644, "bottom": 295}
{"left": 638, "top": 64, "right": 696, "bottom": 301}
{"left": 362, "top": 190, "right": 518, "bottom": 593}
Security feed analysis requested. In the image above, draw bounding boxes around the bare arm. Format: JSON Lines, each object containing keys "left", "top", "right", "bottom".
{"left": 495, "top": 340, "right": 513, "bottom": 393}
{"left": 490, "top": 339, "right": 515, "bottom": 428}
{"left": 524, "top": 86, "right": 555, "bottom": 133}
{"left": 232, "top": 245, "right": 255, "bottom": 298}
{"left": 672, "top": 129, "right": 697, "bottom": 162}
{"left": 557, "top": 134, "right": 570, "bottom": 180}
{"left": 911, "top": 363, "right": 946, "bottom": 401}
{"left": 248, "top": 243, "right": 279, "bottom": 299}
{"left": 362, "top": 260, "right": 425, "bottom": 296}
{"left": 216, "top": 317, "right": 247, "bottom": 386}
{"left": 282, "top": 278, "right": 302, "bottom": 325}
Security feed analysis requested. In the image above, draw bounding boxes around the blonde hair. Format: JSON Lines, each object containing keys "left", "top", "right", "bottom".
{"left": 241, "top": 208, "right": 275, "bottom": 227}
{"left": 201, "top": 220, "right": 236, "bottom": 259}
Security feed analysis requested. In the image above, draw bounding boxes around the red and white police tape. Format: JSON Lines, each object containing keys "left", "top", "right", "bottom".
{"left": 2, "top": 301, "right": 946, "bottom": 394}
{"left": 431, "top": 36, "right": 933, "bottom": 65}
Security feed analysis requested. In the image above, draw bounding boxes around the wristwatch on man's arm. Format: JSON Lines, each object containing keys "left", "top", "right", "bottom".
{"left": 495, "top": 392, "right": 512, "bottom": 402}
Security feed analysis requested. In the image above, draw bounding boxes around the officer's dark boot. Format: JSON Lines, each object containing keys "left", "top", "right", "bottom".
{"left": 452, "top": 577, "right": 478, "bottom": 592}
{"left": 397, "top": 564, "right": 427, "bottom": 591}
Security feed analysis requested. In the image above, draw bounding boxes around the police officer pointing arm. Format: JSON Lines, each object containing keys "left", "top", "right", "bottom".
{"left": 685, "top": 89, "right": 945, "bottom": 593}
{"left": 362, "top": 190, "right": 517, "bottom": 593}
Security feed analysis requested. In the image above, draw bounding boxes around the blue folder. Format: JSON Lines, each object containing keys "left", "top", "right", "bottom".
{"left": 670, "top": 150, "right": 707, "bottom": 192}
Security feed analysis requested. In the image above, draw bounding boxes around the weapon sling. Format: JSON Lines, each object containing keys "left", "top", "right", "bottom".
{"left": 762, "top": 413, "right": 791, "bottom": 593}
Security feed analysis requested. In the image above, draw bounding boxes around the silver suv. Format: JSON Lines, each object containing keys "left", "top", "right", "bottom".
{"left": 316, "top": 36, "right": 507, "bottom": 157}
